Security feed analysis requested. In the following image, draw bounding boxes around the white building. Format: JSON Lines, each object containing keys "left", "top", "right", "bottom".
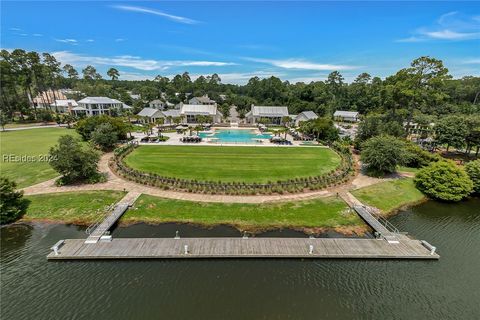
{"left": 245, "top": 106, "right": 289, "bottom": 125}
{"left": 162, "top": 109, "right": 181, "bottom": 124}
{"left": 149, "top": 99, "right": 166, "bottom": 110}
{"left": 333, "top": 110, "right": 359, "bottom": 122}
{"left": 137, "top": 108, "right": 164, "bottom": 123}
{"left": 189, "top": 95, "right": 216, "bottom": 105}
{"left": 50, "top": 99, "right": 78, "bottom": 113}
{"left": 180, "top": 104, "right": 222, "bottom": 124}
{"left": 77, "top": 97, "right": 124, "bottom": 117}
{"left": 295, "top": 111, "right": 318, "bottom": 126}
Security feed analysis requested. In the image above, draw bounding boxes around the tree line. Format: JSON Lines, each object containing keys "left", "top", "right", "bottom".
{"left": 1, "top": 49, "right": 479, "bottom": 122}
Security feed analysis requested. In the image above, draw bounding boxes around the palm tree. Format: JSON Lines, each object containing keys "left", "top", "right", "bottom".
{"left": 282, "top": 116, "right": 291, "bottom": 127}
{"left": 107, "top": 67, "right": 120, "bottom": 81}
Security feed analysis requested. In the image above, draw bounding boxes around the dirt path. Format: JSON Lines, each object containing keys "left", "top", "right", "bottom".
{"left": 21, "top": 153, "right": 407, "bottom": 204}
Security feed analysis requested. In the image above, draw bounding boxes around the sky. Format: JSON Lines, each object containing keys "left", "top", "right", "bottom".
{"left": 1, "top": 1, "right": 479, "bottom": 84}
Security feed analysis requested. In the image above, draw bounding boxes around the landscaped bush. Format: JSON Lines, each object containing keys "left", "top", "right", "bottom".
{"left": 414, "top": 161, "right": 473, "bottom": 201}
{"left": 361, "top": 135, "right": 406, "bottom": 176}
{"left": 111, "top": 143, "right": 354, "bottom": 195}
{"left": 0, "top": 177, "right": 30, "bottom": 224}
{"left": 403, "top": 142, "right": 440, "bottom": 168}
{"left": 49, "top": 135, "right": 105, "bottom": 185}
{"left": 91, "top": 123, "right": 119, "bottom": 151}
{"left": 465, "top": 160, "right": 480, "bottom": 194}
{"left": 76, "top": 115, "right": 129, "bottom": 140}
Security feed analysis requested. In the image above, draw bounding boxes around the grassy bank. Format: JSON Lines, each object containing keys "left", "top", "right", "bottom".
{"left": 123, "top": 145, "right": 341, "bottom": 184}
{"left": 352, "top": 178, "right": 425, "bottom": 213}
{"left": 23, "top": 191, "right": 126, "bottom": 224}
{"left": 0, "top": 128, "right": 80, "bottom": 187}
{"left": 122, "top": 194, "right": 364, "bottom": 233}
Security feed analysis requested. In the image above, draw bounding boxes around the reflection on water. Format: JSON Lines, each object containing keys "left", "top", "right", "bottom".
{"left": 1, "top": 198, "right": 479, "bottom": 320}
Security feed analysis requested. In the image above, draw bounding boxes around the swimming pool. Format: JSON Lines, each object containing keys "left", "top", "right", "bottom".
{"left": 198, "top": 129, "right": 272, "bottom": 143}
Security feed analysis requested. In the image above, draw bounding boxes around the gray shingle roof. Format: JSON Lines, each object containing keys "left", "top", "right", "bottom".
{"left": 78, "top": 97, "right": 122, "bottom": 104}
{"left": 180, "top": 104, "right": 218, "bottom": 115}
{"left": 162, "top": 109, "right": 181, "bottom": 117}
{"left": 333, "top": 110, "right": 359, "bottom": 117}
{"left": 248, "top": 106, "right": 289, "bottom": 117}
{"left": 137, "top": 107, "right": 161, "bottom": 117}
{"left": 298, "top": 111, "right": 318, "bottom": 120}
{"left": 191, "top": 96, "right": 215, "bottom": 104}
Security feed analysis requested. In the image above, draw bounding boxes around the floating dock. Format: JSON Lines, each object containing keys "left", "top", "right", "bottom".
{"left": 48, "top": 235, "right": 439, "bottom": 260}
{"left": 48, "top": 191, "right": 439, "bottom": 261}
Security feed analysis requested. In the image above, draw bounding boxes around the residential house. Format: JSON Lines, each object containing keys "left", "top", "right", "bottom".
{"left": 50, "top": 99, "right": 78, "bottom": 113}
{"left": 137, "top": 108, "right": 164, "bottom": 123}
{"left": 161, "top": 109, "right": 181, "bottom": 124}
{"left": 149, "top": 99, "right": 167, "bottom": 110}
{"left": 77, "top": 97, "right": 124, "bottom": 117}
{"left": 127, "top": 91, "right": 141, "bottom": 100}
{"left": 245, "top": 105, "right": 289, "bottom": 125}
{"left": 189, "top": 94, "right": 216, "bottom": 105}
{"left": 295, "top": 111, "right": 318, "bottom": 126}
{"left": 180, "top": 104, "right": 222, "bottom": 124}
{"left": 333, "top": 110, "right": 359, "bottom": 122}
{"left": 32, "top": 90, "right": 67, "bottom": 109}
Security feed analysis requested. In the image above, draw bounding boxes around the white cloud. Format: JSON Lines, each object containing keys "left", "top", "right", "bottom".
{"left": 86, "top": 39, "right": 94, "bottom": 42}
{"left": 19, "top": 33, "right": 28, "bottom": 36}
{"left": 112, "top": 5, "right": 198, "bottom": 25}
{"left": 245, "top": 57, "right": 359, "bottom": 71}
{"left": 118, "top": 71, "right": 156, "bottom": 81}
{"left": 423, "top": 29, "right": 480, "bottom": 40}
{"left": 115, "top": 38, "right": 126, "bottom": 42}
{"left": 51, "top": 51, "right": 236, "bottom": 71}
{"left": 397, "top": 12, "right": 480, "bottom": 42}
{"left": 462, "top": 58, "right": 480, "bottom": 64}
{"left": 396, "top": 36, "right": 425, "bottom": 43}
{"left": 9, "top": 27, "right": 21, "bottom": 31}
{"left": 55, "top": 38, "right": 78, "bottom": 45}
{"left": 32, "top": 33, "right": 43, "bottom": 37}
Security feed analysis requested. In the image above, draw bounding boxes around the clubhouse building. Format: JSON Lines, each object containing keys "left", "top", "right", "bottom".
{"left": 137, "top": 103, "right": 222, "bottom": 124}
{"left": 245, "top": 105, "right": 289, "bottom": 125}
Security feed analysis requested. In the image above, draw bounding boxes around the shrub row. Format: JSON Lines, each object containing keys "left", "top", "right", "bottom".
{"left": 111, "top": 143, "right": 354, "bottom": 195}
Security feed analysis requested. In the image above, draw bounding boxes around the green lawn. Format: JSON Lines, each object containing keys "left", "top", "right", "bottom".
{"left": 352, "top": 178, "right": 425, "bottom": 213}
{"left": 24, "top": 191, "right": 126, "bottom": 224}
{"left": 124, "top": 145, "right": 341, "bottom": 183}
{"left": 0, "top": 128, "right": 80, "bottom": 188}
{"left": 123, "top": 194, "right": 362, "bottom": 231}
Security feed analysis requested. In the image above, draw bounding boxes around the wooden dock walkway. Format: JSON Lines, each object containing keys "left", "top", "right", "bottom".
{"left": 47, "top": 236, "right": 439, "bottom": 260}
{"left": 48, "top": 190, "right": 439, "bottom": 261}
{"left": 85, "top": 192, "right": 140, "bottom": 244}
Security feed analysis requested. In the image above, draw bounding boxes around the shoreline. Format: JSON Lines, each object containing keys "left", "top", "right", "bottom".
{"left": 13, "top": 218, "right": 370, "bottom": 237}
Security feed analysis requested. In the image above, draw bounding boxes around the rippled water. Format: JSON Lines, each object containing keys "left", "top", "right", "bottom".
{"left": 1, "top": 199, "right": 479, "bottom": 320}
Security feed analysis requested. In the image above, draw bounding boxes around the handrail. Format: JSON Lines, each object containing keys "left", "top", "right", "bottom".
{"left": 85, "top": 204, "right": 115, "bottom": 235}
{"left": 368, "top": 208, "right": 399, "bottom": 234}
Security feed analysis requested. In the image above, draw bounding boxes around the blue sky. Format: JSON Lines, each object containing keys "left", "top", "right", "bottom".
{"left": 1, "top": 1, "right": 479, "bottom": 83}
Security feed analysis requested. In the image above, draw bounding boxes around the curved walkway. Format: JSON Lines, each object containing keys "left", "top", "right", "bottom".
{"left": 21, "top": 153, "right": 408, "bottom": 203}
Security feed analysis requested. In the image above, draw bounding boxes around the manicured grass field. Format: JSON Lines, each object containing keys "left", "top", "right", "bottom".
{"left": 24, "top": 191, "right": 126, "bottom": 224}
{"left": 352, "top": 178, "right": 425, "bottom": 213}
{"left": 124, "top": 145, "right": 341, "bottom": 183}
{"left": 0, "top": 128, "right": 80, "bottom": 188}
{"left": 122, "top": 194, "right": 362, "bottom": 231}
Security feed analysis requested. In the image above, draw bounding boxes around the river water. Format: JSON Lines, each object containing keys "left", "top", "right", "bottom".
{"left": 1, "top": 198, "right": 479, "bottom": 320}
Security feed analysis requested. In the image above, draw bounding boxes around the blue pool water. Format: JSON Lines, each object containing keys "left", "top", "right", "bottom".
{"left": 198, "top": 129, "right": 272, "bottom": 143}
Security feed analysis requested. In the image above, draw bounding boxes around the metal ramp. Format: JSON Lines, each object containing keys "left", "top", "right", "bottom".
{"left": 353, "top": 205, "right": 400, "bottom": 243}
